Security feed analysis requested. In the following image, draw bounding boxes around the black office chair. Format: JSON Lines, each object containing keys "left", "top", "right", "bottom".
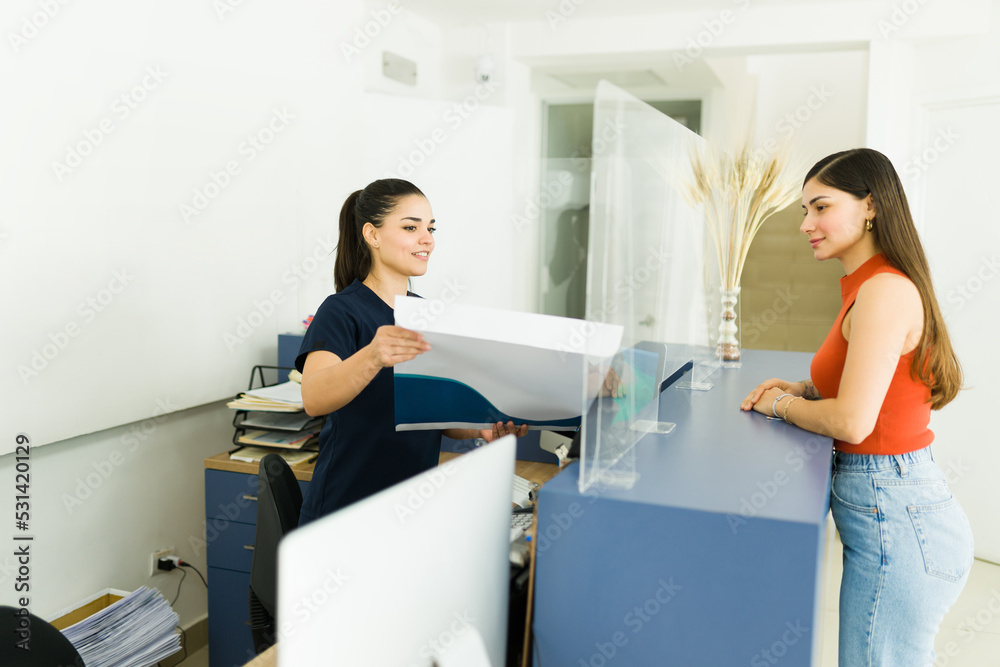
{"left": 0, "top": 606, "right": 84, "bottom": 667}
{"left": 249, "top": 453, "right": 303, "bottom": 654}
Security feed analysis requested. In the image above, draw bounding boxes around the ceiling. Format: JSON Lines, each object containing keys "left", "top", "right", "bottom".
{"left": 407, "top": 0, "right": 818, "bottom": 26}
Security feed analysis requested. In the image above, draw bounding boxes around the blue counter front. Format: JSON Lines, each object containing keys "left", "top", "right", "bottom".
{"left": 532, "top": 350, "right": 833, "bottom": 666}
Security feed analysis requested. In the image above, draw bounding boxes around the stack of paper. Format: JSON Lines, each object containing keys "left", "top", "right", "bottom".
{"left": 230, "top": 445, "right": 318, "bottom": 466}
{"left": 239, "top": 411, "right": 322, "bottom": 432}
{"left": 227, "top": 381, "right": 304, "bottom": 412}
{"left": 236, "top": 428, "right": 320, "bottom": 449}
{"left": 60, "top": 586, "right": 180, "bottom": 667}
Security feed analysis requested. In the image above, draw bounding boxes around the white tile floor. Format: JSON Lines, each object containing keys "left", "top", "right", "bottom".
{"left": 817, "top": 518, "right": 1000, "bottom": 667}
{"left": 179, "top": 525, "right": 1000, "bottom": 666}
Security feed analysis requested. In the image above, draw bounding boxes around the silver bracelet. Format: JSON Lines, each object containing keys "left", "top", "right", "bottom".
{"left": 772, "top": 393, "right": 792, "bottom": 418}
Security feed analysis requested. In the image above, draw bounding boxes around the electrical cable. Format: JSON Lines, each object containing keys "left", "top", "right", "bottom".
{"left": 179, "top": 561, "right": 208, "bottom": 588}
{"left": 169, "top": 568, "right": 187, "bottom": 607}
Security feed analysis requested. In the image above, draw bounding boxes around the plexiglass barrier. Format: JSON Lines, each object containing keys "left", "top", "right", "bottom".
{"left": 578, "top": 81, "right": 721, "bottom": 494}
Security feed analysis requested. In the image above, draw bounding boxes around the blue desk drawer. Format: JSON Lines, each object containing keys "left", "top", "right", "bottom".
{"left": 206, "top": 520, "right": 257, "bottom": 573}
{"left": 205, "top": 469, "right": 311, "bottom": 525}
{"left": 207, "top": 566, "right": 255, "bottom": 667}
{"left": 205, "top": 470, "right": 260, "bottom": 524}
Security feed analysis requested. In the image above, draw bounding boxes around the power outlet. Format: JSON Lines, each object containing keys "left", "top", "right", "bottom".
{"left": 151, "top": 547, "right": 175, "bottom": 576}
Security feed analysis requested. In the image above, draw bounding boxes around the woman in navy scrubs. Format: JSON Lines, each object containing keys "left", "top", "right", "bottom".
{"left": 295, "top": 178, "right": 525, "bottom": 525}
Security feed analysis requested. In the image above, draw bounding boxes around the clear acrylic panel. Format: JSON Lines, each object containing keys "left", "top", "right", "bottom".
{"left": 579, "top": 81, "right": 718, "bottom": 494}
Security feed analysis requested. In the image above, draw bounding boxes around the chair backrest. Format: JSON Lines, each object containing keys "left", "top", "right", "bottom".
{"left": 250, "top": 453, "right": 304, "bottom": 617}
{"left": 0, "top": 606, "right": 84, "bottom": 666}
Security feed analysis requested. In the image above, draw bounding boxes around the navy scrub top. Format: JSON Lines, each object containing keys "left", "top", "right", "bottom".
{"left": 295, "top": 279, "right": 442, "bottom": 524}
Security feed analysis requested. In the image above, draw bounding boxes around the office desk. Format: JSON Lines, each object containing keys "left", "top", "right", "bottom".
{"left": 532, "top": 350, "right": 833, "bottom": 666}
{"left": 203, "top": 454, "right": 315, "bottom": 667}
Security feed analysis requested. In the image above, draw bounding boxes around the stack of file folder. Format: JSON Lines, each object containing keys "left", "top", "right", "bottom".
{"left": 228, "top": 377, "right": 323, "bottom": 459}
{"left": 226, "top": 381, "right": 305, "bottom": 412}
{"left": 60, "top": 587, "right": 180, "bottom": 667}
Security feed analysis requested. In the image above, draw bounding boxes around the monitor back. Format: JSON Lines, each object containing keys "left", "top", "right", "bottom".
{"left": 278, "top": 436, "right": 516, "bottom": 666}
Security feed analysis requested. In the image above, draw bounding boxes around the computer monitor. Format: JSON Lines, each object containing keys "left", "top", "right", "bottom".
{"left": 277, "top": 435, "right": 516, "bottom": 666}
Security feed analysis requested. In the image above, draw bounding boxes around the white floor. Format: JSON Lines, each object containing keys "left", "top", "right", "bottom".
{"left": 178, "top": 525, "right": 1000, "bottom": 666}
{"left": 817, "top": 518, "right": 1000, "bottom": 667}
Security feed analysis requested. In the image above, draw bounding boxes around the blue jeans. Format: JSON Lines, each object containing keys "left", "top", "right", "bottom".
{"left": 831, "top": 446, "right": 974, "bottom": 667}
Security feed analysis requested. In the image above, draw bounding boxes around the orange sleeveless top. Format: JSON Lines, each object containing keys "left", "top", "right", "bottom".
{"left": 810, "top": 253, "right": 933, "bottom": 455}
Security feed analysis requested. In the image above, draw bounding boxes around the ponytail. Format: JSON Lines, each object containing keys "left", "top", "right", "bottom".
{"left": 334, "top": 190, "right": 366, "bottom": 292}
{"left": 333, "top": 178, "right": 425, "bottom": 292}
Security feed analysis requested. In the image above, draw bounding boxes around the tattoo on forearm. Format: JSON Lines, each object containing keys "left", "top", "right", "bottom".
{"left": 800, "top": 380, "right": 821, "bottom": 400}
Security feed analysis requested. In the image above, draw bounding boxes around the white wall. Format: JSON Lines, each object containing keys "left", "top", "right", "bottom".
{"left": 0, "top": 0, "right": 367, "bottom": 451}
{"left": 0, "top": 0, "right": 370, "bottom": 626}
{"left": 747, "top": 50, "right": 869, "bottom": 170}
{"left": 0, "top": 403, "right": 232, "bottom": 623}
{"left": 898, "top": 0, "right": 1000, "bottom": 563}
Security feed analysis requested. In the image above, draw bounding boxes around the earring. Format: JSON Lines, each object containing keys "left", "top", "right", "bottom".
{"left": 865, "top": 218, "right": 873, "bottom": 232}
{"left": 373, "top": 242, "right": 379, "bottom": 248}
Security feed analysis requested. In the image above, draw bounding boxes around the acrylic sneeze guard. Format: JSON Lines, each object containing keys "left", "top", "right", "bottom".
{"left": 579, "top": 81, "right": 720, "bottom": 494}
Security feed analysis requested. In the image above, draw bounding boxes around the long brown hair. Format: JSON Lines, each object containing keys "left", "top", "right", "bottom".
{"left": 805, "top": 148, "right": 962, "bottom": 409}
{"left": 333, "top": 179, "right": 425, "bottom": 292}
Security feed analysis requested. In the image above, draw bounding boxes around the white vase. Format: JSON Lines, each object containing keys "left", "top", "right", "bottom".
{"left": 716, "top": 286, "right": 741, "bottom": 366}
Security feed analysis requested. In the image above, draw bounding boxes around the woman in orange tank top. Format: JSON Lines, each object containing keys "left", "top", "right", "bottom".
{"left": 739, "top": 149, "right": 973, "bottom": 666}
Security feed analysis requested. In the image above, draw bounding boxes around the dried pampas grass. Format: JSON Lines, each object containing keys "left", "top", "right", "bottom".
{"left": 684, "top": 141, "right": 801, "bottom": 289}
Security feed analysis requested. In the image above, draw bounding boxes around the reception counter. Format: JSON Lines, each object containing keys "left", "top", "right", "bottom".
{"left": 532, "top": 350, "right": 833, "bottom": 666}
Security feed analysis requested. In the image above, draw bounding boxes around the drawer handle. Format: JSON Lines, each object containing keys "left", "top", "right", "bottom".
{"left": 243, "top": 494, "right": 258, "bottom": 502}
{"left": 244, "top": 545, "right": 254, "bottom": 551}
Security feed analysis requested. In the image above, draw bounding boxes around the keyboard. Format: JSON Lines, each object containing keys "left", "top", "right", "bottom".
{"left": 512, "top": 473, "right": 538, "bottom": 509}
{"left": 510, "top": 510, "right": 534, "bottom": 542}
